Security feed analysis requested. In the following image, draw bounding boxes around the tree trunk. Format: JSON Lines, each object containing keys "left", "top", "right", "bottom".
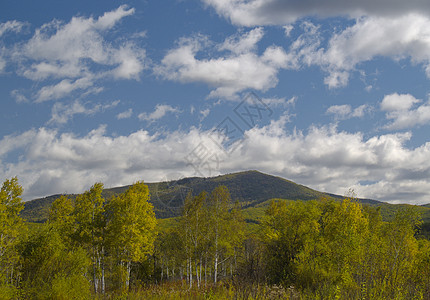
{"left": 195, "top": 261, "right": 200, "bottom": 288}
{"left": 126, "top": 261, "right": 131, "bottom": 290}
{"left": 101, "top": 247, "right": 105, "bottom": 294}
{"left": 167, "top": 265, "right": 169, "bottom": 280}
{"left": 205, "top": 254, "right": 207, "bottom": 287}
{"left": 93, "top": 252, "right": 98, "bottom": 293}
{"left": 188, "top": 257, "right": 193, "bottom": 288}
{"left": 199, "top": 255, "right": 203, "bottom": 284}
{"left": 214, "top": 252, "right": 218, "bottom": 284}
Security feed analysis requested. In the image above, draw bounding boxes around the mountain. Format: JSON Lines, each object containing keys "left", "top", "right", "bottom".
{"left": 21, "top": 170, "right": 401, "bottom": 223}
{"left": 22, "top": 170, "right": 343, "bottom": 222}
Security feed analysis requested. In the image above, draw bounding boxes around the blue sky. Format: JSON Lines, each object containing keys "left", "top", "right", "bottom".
{"left": 2, "top": 0, "right": 430, "bottom": 204}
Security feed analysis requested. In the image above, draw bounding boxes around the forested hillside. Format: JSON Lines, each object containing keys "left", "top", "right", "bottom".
{"left": 3, "top": 174, "right": 430, "bottom": 299}
{"left": 22, "top": 170, "right": 373, "bottom": 222}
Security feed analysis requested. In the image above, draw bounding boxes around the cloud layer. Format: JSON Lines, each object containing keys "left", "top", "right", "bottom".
{"left": 202, "top": 0, "right": 430, "bottom": 26}
{"left": 2, "top": 119, "right": 430, "bottom": 204}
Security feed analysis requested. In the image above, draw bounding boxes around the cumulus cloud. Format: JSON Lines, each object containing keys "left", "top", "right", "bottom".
{"left": 287, "top": 14, "right": 430, "bottom": 88}
{"left": 49, "top": 100, "right": 119, "bottom": 124}
{"left": 5, "top": 6, "right": 144, "bottom": 101}
{"left": 202, "top": 0, "right": 430, "bottom": 26}
{"left": 2, "top": 119, "right": 430, "bottom": 204}
{"left": 155, "top": 28, "right": 295, "bottom": 99}
{"left": 381, "top": 93, "right": 421, "bottom": 111}
{"left": 381, "top": 93, "right": 430, "bottom": 130}
{"left": 138, "top": 104, "right": 181, "bottom": 122}
{"left": 219, "top": 27, "right": 264, "bottom": 54}
{"left": 116, "top": 108, "right": 133, "bottom": 120}
{"left": 35, "top": 77, "right": 95, "bottom": 102}
{"left": 327, "top": 104, "right": 370, "bottom": 120}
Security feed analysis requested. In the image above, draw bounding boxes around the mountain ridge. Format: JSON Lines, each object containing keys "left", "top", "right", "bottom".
{"left": 22, "top": 170, "right": 384, "bottom": 222}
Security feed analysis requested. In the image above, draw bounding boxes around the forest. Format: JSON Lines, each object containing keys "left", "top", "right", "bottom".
{"left": 2, "top": 176, "right": 430, "bottom": 299}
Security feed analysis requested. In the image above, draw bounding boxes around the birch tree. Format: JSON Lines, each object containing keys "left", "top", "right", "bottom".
{"left": 106, "top": 181, "right": 157, "bottom": 290}
{"left": 0, "top": 177, "right": 24, "bottom": 295}
{"left": 206, "top": 186, "right": 244, "bottom": 284}
{"left": 73, "top": 182, "right": 106, "bottom": 294}
{"left": 181, "top": 191, "right": 208, "bottom": 287}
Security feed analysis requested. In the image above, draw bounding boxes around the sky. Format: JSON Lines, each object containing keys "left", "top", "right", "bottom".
{"left": 2, "top": 0, "right": 430, "bottom": 204}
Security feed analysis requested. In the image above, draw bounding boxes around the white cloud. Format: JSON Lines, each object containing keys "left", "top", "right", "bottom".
{"left": 138, "top": 104, "right": 181, "bottom": 122}
{"left": 116, "top": 108, "right": 133, "bottom": 120}
{"left": 283, "top": 25, "right": 294, "bottom": 37}
{"left": 202, "top": 0, "right": 430, "bottom": 26}
{"left": 3, "top": 119, "right": 430, "bottom": 204}
{"left": 49, "top": 100, "right": 119, "bottom": 124}
{"left": 156, "top": 29, "right": 295, "bottom": 98}
{"left": 0, "top": 20, "right": 26, "bottom": 37}
{"left": 10, "top": 90, "right": 28, "bottom": 103}
{"left": 262, "top": 96, "right": 297, "bottom": 108}
{"left": 0, "top": 20, "right": 26, "bottom": 72}
{"left": 200, "top": 108, "right": 210, "bottom": 120}
{"left": 351, "top": 105, "right": 369, "bottom": 118}
{"left": 327, "top": 105, "right": 352, "bottom": 119}
{"left": 219, "top": 27, "right": 264, "bottom": 54}
{"left": 381, "top": 93, "right": 420, "bottom": 111}
{"left": 327, "top": 104, "right": 370, "bottom": 120}
{"left": 381, "top": 93, "right": 430, "bottom": 130}
{"left": 6, "top": 6, "right": 144, "bottom": 101}
{"left": 111, "top": 45, "right": 145, "bottom": 80}
{"left": 0, "top": 57, "right": 5, "bottom": 73}
{"left": 36, "top": 77, "right": 95, "bottom": 102}
{"left": 287, "top": 14, "right": 430, "bottom": 88}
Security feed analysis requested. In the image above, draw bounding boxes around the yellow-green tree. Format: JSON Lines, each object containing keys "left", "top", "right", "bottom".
{"left": 20, "top": 223, "right": 91, "bottom": 299}
{"left": 106, "top": 181, "right": 157, "bottom": 290}
{"left": 73, "top": 183, "right": 106, "bottom": 294}
{"left": 0, "top": 177, "right": 24, "bottom": 297}
{"left": 181, "top": 191, "right": 208, "bottom": 287}
{"left": 263, "top": 200, "right": 320, "bottom": 286}
{"left": 206, "top": 186, "right": 245, "bottom": 284}
{"left": 48, "top": 195, "right": 75, "bottom": 243}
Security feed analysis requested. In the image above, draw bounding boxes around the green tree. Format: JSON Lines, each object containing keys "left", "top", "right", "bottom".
{"left": 20, "top": 224, "right": 91, "bottom": 299}
{"left": 206, "top": 186, "right": 245, "bottom": 284}
{"left": 106, "top": 181, "right": 157, "bottom": 291}
{"left": 181, "top": 191, "right": 208, "bottom": 287}
{"left": 0, "top": 177, "right": 24, "bottom": 296}
{"left": 154, "top": 229, "right": 185, "bottom": 282}
{"left": 73, "top": 183, "right": 106, "bottom": 294}
{"left": 48, "top": 195, "right": 75, "bottom": 243}
{"left": 263, "top": 200, "right": 320, "bottom": 286}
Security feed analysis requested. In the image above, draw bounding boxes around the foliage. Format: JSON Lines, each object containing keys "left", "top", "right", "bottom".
{"left": 20, "top": 224, "right": 91, "bottom": 299}
{"left": 5, "top": 176, "right": 430, "bottom": 298}
{"left": 0, "top": 177, "right": 25, "bottom": 296}
{"left": 106, "top": 181, "right": 157, "bottom": 290}
{"left": 262, "top": 198, "right": 430, "bottom": 299}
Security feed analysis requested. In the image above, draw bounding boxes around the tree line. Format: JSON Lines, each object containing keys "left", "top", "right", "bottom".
{"left": 1, "top": 177, "right": 430, "bottom": 299}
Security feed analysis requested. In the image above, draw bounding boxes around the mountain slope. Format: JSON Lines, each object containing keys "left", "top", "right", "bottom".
{"left": 22, "top": 170, "right": 376, "bottom": 222}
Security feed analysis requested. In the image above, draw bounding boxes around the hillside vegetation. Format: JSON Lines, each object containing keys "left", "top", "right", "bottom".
{"left": 22, "top": 170, "right": 430, "bottom": 223}
{"left": 4, "top": 172, "right": 430, "bottom": 298}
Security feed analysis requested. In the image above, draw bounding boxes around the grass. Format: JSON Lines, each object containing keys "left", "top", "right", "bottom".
{"left": 100, "top": 280, "right": 296, "bottom": 300}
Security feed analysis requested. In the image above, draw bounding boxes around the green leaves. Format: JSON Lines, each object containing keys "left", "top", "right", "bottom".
{"left": 263, "top": 198, "right": 430, "bottom": 298}
{"left": 0, "top": 177, "right": 24, "bottom": 292}
{"left": 107, "top": 181, "right": 157, "bottom": 263}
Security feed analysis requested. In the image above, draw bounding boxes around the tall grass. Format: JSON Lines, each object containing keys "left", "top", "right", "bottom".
{"left": 99, "top": 280, "right": 298, "bottom": 300}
